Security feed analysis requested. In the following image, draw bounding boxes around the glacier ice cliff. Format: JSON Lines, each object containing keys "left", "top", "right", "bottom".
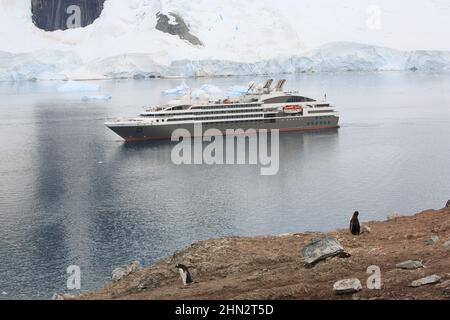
{"left": 1, "top": 42, "right": 450, "bottom": 82}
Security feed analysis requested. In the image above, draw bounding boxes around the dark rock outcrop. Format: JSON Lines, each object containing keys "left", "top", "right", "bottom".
{"left": 155, "top": 12, "right": 203, "bottom": 46}
{"left": 31, "top": 0, "right": 105, "bottom": 31}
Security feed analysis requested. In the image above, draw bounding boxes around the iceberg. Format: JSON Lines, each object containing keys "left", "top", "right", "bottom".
{"left": 162, "top": 82, "right": 190, "bottom": 96}
{"left": 57, "top": 81, "right": 100, "bottom": 93}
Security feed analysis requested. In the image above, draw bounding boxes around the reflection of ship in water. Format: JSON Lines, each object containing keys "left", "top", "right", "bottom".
{"left": 105, "top": 79, "right": 340, "bottom": 142}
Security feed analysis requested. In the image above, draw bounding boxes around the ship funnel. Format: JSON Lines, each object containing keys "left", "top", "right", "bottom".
{"left": 263, "top": 79, "right": 274, "bottom": 90}
{"left": 247, "top": 81, "right": 256, "bottom": 93}
{"left": 275, "top": 79, "right": 286, "bottom": 91}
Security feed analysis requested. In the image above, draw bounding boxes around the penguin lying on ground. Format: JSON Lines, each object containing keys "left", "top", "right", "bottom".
{"left": 175, "top": 264, "right": 193, "bottom": 286}
{"left": 350, "top": 211, "right": 361, "bottom": 235}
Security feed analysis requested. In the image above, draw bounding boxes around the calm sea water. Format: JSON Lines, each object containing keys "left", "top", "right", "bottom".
{"left": 1, "top": 73, "right": 450, "bottom": 299}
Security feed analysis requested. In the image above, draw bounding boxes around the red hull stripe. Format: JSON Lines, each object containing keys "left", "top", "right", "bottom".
{"left": 123, "top": 126, "right": 340, "bottom": 142}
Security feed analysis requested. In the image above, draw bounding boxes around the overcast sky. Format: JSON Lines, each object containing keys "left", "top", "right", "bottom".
{"left": 278, "top": 0, "right": 450, "bottom": 51}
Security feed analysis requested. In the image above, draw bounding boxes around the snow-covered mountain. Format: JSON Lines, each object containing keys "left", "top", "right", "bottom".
{"left": 1, "top": 0, "right": 450, "bottom": 81}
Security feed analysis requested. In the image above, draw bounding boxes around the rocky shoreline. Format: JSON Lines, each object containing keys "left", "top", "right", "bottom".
{"left": 74, "top": 207, "right": 450, "bottom": 300}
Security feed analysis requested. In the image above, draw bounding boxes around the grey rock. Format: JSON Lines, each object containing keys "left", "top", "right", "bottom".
{"left": 111, "top": 260, "right": 142, "bottom": 282}
{"left": 443, "top": 287, "right": 450, "bottom": 296}
{"left": 156, "top": 12, "right": 203, "bottom": 46}
{"left": 246, "top": 274, "right": 262, "bottom": 281}
{"left": 51, "top": 293, "right": 64, "bottom": 300}
{"left": 443, "top": 240, "right": 450, "bottom": 249}
{"left": 361, "top": 225, "right": 372, "bottom": 234}
{"left": 410, "top": 275, "right": 442, "bottom": 287}
{"left": 333, "top": 278, "right": 363, "bottom": 294}
{"left": 111, "top": 266, "right": 130, "bottom": 282}
{"left": 130, "top": 260, "right": 143, "bottom": 273}
{"left": 396, "top": 260, "right": 423, "bottom": 270}
{"left": 302, "top": 236, "right": 349, "bottom": 267}
{"left": 387, "top": 213, "right": 402, "bottom": 221}
{"left": 137, "top": 273, "right": 163, "bottom": 291}
{"left": 426, "top": 235, "right": 440, "bottom": 245}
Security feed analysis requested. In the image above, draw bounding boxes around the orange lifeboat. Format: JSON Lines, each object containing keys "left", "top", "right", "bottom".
{"left": 283, "top": 105, "right": 303, "bottom": 114}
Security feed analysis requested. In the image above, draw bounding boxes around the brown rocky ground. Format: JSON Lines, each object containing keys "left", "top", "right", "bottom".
{"left": 79, "top": 208, "right": 450, "bottom": 300}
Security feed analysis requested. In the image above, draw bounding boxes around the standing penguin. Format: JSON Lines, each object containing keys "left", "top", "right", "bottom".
{"left": 350, "top": 211, "right": 361, "bottom": 235}
{"left": 446, "top": 200, "right": 450, "bottom": 208}
{"left": 175, "top": 264, "right": 193, "bottom": 286}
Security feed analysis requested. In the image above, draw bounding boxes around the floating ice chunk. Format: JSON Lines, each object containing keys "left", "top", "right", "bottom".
{"left": 81, "top": 94, "right": 112, "bottom": 101}
{"left": 1, "top": 291, "right": 7, "bottom": 295}
{"left": 162, "top": 82, "right": 189, "bottom": 96}
{"left": 58, "top": 81, "right": 100, "bottom": 93}
{"left": 199, "top": 84, "right": 222, "bottom": 95}
{"left": 226, "top": 85, "right": 248, "bottom": 97}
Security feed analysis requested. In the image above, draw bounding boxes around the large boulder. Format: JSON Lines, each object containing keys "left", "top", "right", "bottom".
{"left": 333, "top": 278, "right": 363, "bottom": 294}
{"left": 302, "top": 236, "right": 349, "bottom": 267}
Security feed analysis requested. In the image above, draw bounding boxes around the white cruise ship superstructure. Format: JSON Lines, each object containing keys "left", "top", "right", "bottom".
{"left": 105, "top": 79, "right": 340, "bottom": 141}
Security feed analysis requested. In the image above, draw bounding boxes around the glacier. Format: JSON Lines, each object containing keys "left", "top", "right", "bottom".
{"left": 2, "top": 43, "right": 450, "bottom": 82}
{"left": 0, "top": 0, "right": 449, "bottom": 82}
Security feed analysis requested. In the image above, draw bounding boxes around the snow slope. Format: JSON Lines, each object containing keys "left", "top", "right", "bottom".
{"left": 0, "top": 1, "right": 449, "bottom": 81}
{"left": 0, "top": 0, "right": 301, "bottom": 61}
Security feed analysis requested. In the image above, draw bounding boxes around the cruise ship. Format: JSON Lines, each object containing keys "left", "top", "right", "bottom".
{"left": 105, "top": 79, "right": 340, "bottom": 141}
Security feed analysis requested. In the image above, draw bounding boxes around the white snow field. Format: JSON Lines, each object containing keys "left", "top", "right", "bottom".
{"left": 0, "top": 0, "right": 449, "bottom": 81}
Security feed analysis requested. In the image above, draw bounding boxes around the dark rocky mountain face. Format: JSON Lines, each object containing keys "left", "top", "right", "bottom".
{"left": 156, "top": 12, "right": 203, "bottom": 46}
{"left": 31, "top": 0, "right": 106, "bottom": 31}
{"left": 30, "top": 0, "right": 203, "bottom": 46}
